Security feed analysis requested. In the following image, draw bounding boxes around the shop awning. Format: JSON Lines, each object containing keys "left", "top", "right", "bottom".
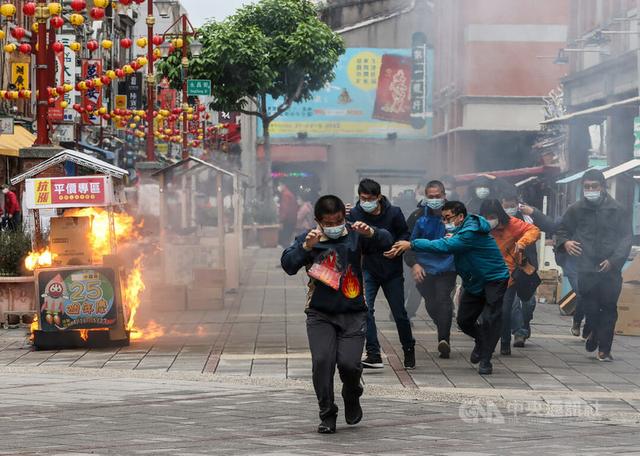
{"left": 540, "top": 96, "right": 640, "bottom": 125}
{"left": 455, "top": 166, "right": 547, "bottom": 183}
{"left": 604, "top": 159, "right": 640, "bottom": 180}
{"left": 0, "top": 126, "right": 36, "bottom": 157}
{"left": 555, "top": 166, "right": 607, "bottom": 185}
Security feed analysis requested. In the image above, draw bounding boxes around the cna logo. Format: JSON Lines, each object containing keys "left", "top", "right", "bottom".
{"left": 459, "top": 399, "right": 505, "bottom": 424}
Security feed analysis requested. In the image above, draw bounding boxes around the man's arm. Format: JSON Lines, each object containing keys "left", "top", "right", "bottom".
{"left": 280, "top": 235, "right": 313, "bottom": 276}
{"left": 529, "top": 208, "right": 559, "bottom": 234}
{"left": 404, "top": 222, "right": 421, "bottom": 267}
{"left": 362, "top": 227, "right": 393, "bottom": 254}
{"left": 555, "top": 206, "right": 576, "bottom": 251}
{"left": 412, "top": 231, "right": 473, "bottom": 254}
{"left": 394, "top": 208, "right": 411, "bottom": 242}
{"left": 609, "top": 209, "right": 633, "bottom": 270}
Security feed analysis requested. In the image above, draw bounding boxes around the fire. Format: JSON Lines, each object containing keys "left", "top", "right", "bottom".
{"left": 78, "top": 329, "right": 89, "bottom": 342}
{"left": 341, "top": 265, "right": 361, "bottom": 299}
{"left": 29, "top": 314, "right": 39, "bottom": 343}
{"left": 64, "top": 207, "right": 141, "bottom": 259}
{"left": 124, "top": 255, "right": 145, "bottom": 332}
{"left": 25, "top": 248, "right": 56, "bottom": 271}
{"left": 130, "top": 320, "right": 165, "bottom": 341}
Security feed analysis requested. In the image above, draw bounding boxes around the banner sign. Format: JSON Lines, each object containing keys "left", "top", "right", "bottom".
{"left": 118, "top": 73, "right": 142, "bottom": 110}
{"left": 159, "top": 88, "right": 177, "bottom": 110}
{"left": 81, "top": 59, "right": 102, "bottom": 125}
{"left": 25, "top": 176, "right": 113, "bottom": 209}
{"left": 54, "top": 34, "right": 79, "bottom": 123}
{"left": 37, "top": 267, "right": 118, "bottom": 331}
{"left": 261, "top": 47, "right": 433, "bottom": 139}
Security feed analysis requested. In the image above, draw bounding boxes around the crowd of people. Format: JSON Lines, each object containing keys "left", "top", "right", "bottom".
{"left": 280, "top": 169, "right": 633, "bottom": 434}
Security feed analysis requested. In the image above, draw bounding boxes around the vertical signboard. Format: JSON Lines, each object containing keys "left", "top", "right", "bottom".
{"left": 57, "top": 34, "right": 79, "bottom": 122}
{"left": 81, "top": 59, "right": 103, "bottom": 125}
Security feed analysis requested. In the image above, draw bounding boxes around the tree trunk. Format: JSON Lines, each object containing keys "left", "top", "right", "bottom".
{"left": 259, "top": 117, "right": 274, "bottom": 203}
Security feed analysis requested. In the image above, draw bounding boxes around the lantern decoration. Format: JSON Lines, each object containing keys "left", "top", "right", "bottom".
{"left": 18, "top": 43, "right": 31, "bottom": 55}
{"left": 90, "top": 7, "right": 105, "bottom": 20}
{"left": 115, "top": 68, "right": 125, "bottom": 78}
{"left": 119, "top": 0, "right": 133, "bottom": 5}
{"left": 136, "top": 37, "right": 147, "bottom": 48}
{"left": 87, "top": 40, "right": 99, "bottom": 52}
{"left": 69, "top": 13, "right": 85, "bottom": 26}
{"left": 60, "top": 101, "right": 69, "bottom": 109}
{"left": 11, "top": 27, "right": 26, "bottom": 41}
{"left": 31, "top": 23, "right": 38, "bottom": 33}
{"left": 0, "top": 30, "right": 4, "bottom": 40}
{"left": 136, "top": 56, "right": 148, "bottom": 67}
{"left": 153, "top": 48, "right": 162, "bottom": 61}
{"left": 50, "top": 16, "right": 65, "bottom": 29}
{"left": 70, "top": 42, "right": 82, "bottom": 52}
{"left": 51, "top": 41, "right": 65, "bottom": 53}
{"left": 22, "top": 2, "right": 36, "bottom": 16}
{"left": 94, "top": 0, "right": 109, "bottom": 7}
{"left": 100, "top": 75, "right": 111, "bottom": 85}
{"left": 101, "top": 39, "right": 113, "bottom": 49}
{"left": 123, "top": 64, "right": 134, "bottom": 75}
{"left": 120, "top": 38, "right": 132, "bottom": 49}
{"left": 70, "top": 0, "right": 86, "bottom": 11}
{"left": 0, "top": 3, "right": 16, "bottom": 17}
{"left": 106, "top": 69, "right": 117, "bottom": 80}
{"left": 48, "top": 2, "right": 62, "bottom": 15}
{"left": 152, "top": 35, "right": 164, "bottom": 46}
{"left": 3, "top": 43, "right": 16, "bottom": 54}
{"left": 173, "top": 38, "right": 184, "bottom": 49}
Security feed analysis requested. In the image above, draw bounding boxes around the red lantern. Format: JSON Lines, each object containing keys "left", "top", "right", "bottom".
{"left": 85, "top": 79, "right": 95, "bottom": 89}
{"left": 103, "top": 113, "right": 111, "bottom": 120}
{"left": 120, "top": 38, "right": 132, "bottom": 49}
{"left": 101, "top": 75, "right": 111, "bottom": 85}
{"left": 22, "top": 2, "right": 36, "bottom": 16}
{"left": 168, "top": 44, "right": 175, "bottom": 54}
{"left": 18, "top": 43, "right": 32, "bottom": 54}
{"left": 70, "top": 0, "right": 86, "bottom": 11}
{"left": 130, "top": 61, "right": 141, "bottom": 71}
{"left": 120, "top": 0, "right": 133, "bottom": 4}
{"left": 87, "top": 40, "right": 99, "bottom": 52}
{"left": 48, "top": 97, "right": 57, "bottom": 105}
{"left": 89, "top": 7, "right": 105, "bottom": 20}
{"left": 73, "top": 103, "right": 82, "bottom": 112}
{"left": 198, "top": 105, "right": 206, "bottom": 112}
{"left": 115, "top": 68, "right": 125, "bottom": 78}
{"left": 51, "top": 41, "right": 64, "bottom": 53}
{"left": 85, "top": 103, "right": 95, "bottom": 112}
{"left": 56, "top": 86, "right": 66, "bottom": 96}
{"left": 11, "top": 27, "right": 26, "bottom": 40}
{"left": 50, "top": 16, "right": 65, "bottom": 29}
{"left": 152, "top": 35, "right": 164, "bottom": 46}
{"left": 133, "top": 0, "right": 144, "bottom": 4}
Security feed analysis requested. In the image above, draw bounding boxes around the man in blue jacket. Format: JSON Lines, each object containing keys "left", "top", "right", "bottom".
{"left": 404, "top": 180, "right": 456, "bottom": 358}
{"left": 385, "top": 201, "right": 509, "bottom": 375}
{"left": 348, "top": 178, "right": 415, "bottom": 370}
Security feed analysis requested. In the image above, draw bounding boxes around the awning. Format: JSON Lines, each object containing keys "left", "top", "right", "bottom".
{"left": 555, "top": 166, "right": 607, "bottom": 184}
{"left": 604, "top": 159, "right": 640, "bottom": 180}
{"left": 0, "top": 126, "right": 36, "bottom": 157}
{"left": 455, "top": 166, "right": 547, "bottom": 183}
{"left": 257, "top": 144, "right": 328, "bottom": 162}
{"left": 541, "top": 96, "right": 640, "bottom": 125}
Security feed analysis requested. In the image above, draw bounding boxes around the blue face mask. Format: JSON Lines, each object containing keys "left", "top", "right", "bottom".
{"left": 323, "top": 224, "right": 345, "bottom": 239}
{"left": 504, "top": 207, "right": 518, "bottom": 217}
{"left": 475, "top": 187, "right": 490, "bottom": 199}
{"left": 425, "top": 198, "right": 445, "bottom": 210}
{"left": 360, "top": 199, "right": 378, "bottom": 213}
{"left": 584, "top": 190, "right": 602, "bottom": 203}
{"left": 444, "top": 222, "right": 457, "bottom": 233}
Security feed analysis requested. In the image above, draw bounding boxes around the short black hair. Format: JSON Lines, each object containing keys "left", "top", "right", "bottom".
{"left": 583, "top": 168, "right": 606, "bottom": 185}
{"left": 442, "top": 201, "right": 467, "bottom": 218}
{"left": 314, "top": 195, "right": 346, "bottom": 220}
{"left": 426, "top": 180, "right": 445, "bottom": 193}
{"left": 501, "top": 192, "right": 518, "bottom": 204}
{"left": 479, "top": 198, "right": 510, "bottom": 225}
{"left": 358, "top": 178, "right": 381, "bottom": 196}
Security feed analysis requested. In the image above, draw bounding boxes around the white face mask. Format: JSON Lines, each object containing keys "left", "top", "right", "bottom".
{"left": 360, "top": 199, "right": 378, "bottom": 213}
{"left": 584, "top": 190, "right": 602, "bottom": 203}
{"left": 475, "top": 187, "right": 490, "bottom": 199}
{"left": 323, "top": 224, "right": 345, "bottom": 239}
{"left": 488, "top": 219, "right": 499, "bottom": 230}
{"left": 504, "top": 207, "right": 518, "bottom": 217}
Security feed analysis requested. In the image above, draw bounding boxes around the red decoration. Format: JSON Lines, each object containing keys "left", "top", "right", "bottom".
{"left": 87, "top": 40, "right": 99, "bottom": 52}
{"left": 85, "top": 103, "right": 95, "bottom": 112}
{"left": 50, "top": 16, "right": 65, "bottom": 29}
{"left": 120, "top": 0, "right": 133, "bottom": 4}
{"left": 152, "top": 35, "right": 164, "bottom": 46}
{"left": 130, "top": 61, "right": 141, "bottom": 71}
{"left": 89, "top": 7, "right": 105, "bottom": 20}
{"left": 73, "top": 103, "right": 83, "bottom": 112}
{"left": 11, "top": 27, "right": 26, "bottom": 40}
{"left": 22, "top": 2, "right": 36, "bottom": 16}
{"left": 70, "top": 0, "right": 86, "bottom": 11}
{"left": 100, "top": 75, "right": 111, "bottom": 85}
{"left": 51, "top": 41, "right": 64, "bottom": 53}
{"left": 18, "top": 43, "right": 32, "bottom": 54}
{"left": 133, "top": 0, "right": 144, "bottom": 4}
{"left": 120, "top": 38, "right": 132, "bottom": 49}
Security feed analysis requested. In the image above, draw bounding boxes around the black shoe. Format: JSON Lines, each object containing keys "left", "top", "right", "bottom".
{"left": 585, "top": 333, "right": 598, "bottom": 353}
{"left": 362, "top": 354, "right": 384, "bottom": 369}
{"left": 478, "top": 360, "right": 493, "bottom": 375}
{"left": 344, "top": 384, "right": 363, "bottom": 425}
{"left": 596, "top": 351, "right": 614, "bottom": 362}
{"left": 470, "top": 342, "right": 481, "bottom": 364}
{"left": 317, "top": 415, "right": 337, "bottom": 434}
{"left": 403, "top": 347, "right": 416, "bottom": 370}
{"left": 571, "top": 322, "right": 581, "bottom": 337}
{"left": 438, "top": 340, "right": 451, "bottom": 359}
{"left": 513, "top": 334, "right": 526, "bottom": 348}
{"left": 500, "top": 344, "right": 511, "bottom": 356}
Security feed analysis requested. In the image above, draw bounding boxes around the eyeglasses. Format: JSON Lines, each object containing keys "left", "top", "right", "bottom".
{"left": 441, "top": 214, "right": 458, "bottom": 224}
{"left": 583, "top": 183, "right": 602, "bottom": 191}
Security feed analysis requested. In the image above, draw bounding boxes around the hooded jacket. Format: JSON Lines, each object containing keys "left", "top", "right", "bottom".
{"left": 404, "top": 205, "right": 455, "bottom": 275}
{"left": 410, "top": 214, "right": 509, "bottom": 296}
{"left": 490, "top": 216, "right": 540, "bottom": 285}
{"left": 348, "top": 196, "right": 410, "bottom": 280}
{"left": 556, "top": 193, "right": 632, "bottom": 273}
{"left": 281, "top": 227, "right": 393, "bottom": 314}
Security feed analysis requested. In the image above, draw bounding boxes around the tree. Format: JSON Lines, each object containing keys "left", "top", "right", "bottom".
{"left": 189, "top": 0, "right": 345, "bottom": 200}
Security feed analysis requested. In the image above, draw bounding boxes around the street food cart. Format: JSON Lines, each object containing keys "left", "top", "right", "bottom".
{"left": 11, "top": 150, "right": 131, "bottom": 349}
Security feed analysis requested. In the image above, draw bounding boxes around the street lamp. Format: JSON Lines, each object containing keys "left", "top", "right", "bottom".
{"left": 145, "top": 0, "right": 156, "bottom": 161}
{"left": 155, "top": 0, "right": 174, "bottom": 19}
{"left": 34, "top": 2, "right": 52, "bottom": 146}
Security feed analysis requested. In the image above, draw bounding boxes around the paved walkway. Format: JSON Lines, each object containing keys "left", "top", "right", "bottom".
{"left": 2, "top": 247, "right": 640, "bottom": 419}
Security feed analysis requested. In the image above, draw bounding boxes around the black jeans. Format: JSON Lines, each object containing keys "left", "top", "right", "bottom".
{"left": 457, "top": 280, "right": 507, "bottom": 363}
{"left": 403, "top": 263, "right": 422, "bottom": 318}
{"left": 363, "top": 271, "right": 415, "bottom": 356}
{"left": 415, "top": 271, "right": 457, "bottom": 343}
{"left": 501, "top": 285, "right": 517, "bottom": 346}
{"left": 306, "top": 309, "right": 367, "bottom": 421}
{"left": 7, "top": 211, "right": 21, "bottom": 231}
{"left": 579, "top": 271, "right": 623, "bottom": 354}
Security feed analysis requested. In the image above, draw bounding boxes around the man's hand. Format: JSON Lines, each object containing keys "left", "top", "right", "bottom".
{"left": 303, "top": 229, "right": 322, "bottom": 251}
{"left": 564, "top": 240, "right": 582, "bottom": 257}
{"left": 345, "top": 203, "right": 352, "bottom": 216}
{"left": 351, "top": 221, "right": 373, "bottom": 237}
{"left": 598, "top": 259, "right": 612, "bottom": 273}
{"left": 7, "top": 214, "right": 12, "bottom": 219}
{"left": 519, "top": 203, "right": 534, "bottom": 216}
{"left": 384, "top": 240, "right": 411, "bottom": 258}
{"left": 412, "top": 264, "right": 426, "bottom": 283}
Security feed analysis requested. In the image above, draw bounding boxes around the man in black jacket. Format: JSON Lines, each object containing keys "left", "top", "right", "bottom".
{"left": 348, "top": 179, "right": 416, "bottom": 370}
{"left": 556, "top": 169, "right": 632, "bottom": 361}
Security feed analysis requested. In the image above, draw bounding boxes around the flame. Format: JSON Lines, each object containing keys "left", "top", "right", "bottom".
{"left": 341, "top": 265, "right": 361, "bottom": 299}
{"left": 29, "top": 314, "right": 39, "bottom": 343}
{"left": 63, "top": 208, "right": 141, "bottom": 259}
{"left": 78, "top": 329, "right": 89, "bottom": 342}
{"left": 124, "top": 255, "right": 145, "bottom": 332}
{"left": 130, "top": 320, "right": 165, "bottom": 341}
{"left": 25, "top": 248, "right": 57, "bottom": 271}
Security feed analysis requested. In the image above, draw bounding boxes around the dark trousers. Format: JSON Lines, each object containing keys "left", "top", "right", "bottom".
{"left": 7, "top": 211, "right": 21, "bottom": 231}
{"left": 457, "top": 280, "right": 507, "bottom": 363}
{"left": 403, "top": 264, "right": 422, "bottom": 318}
{"left": 501, "top": 285, "right": 517, "bottom": 345}
{"left": 579, "top": 271, "right": 623, "bottom": 354}
{"left": 415, "top": 271, "right": 457, "bottom": 342}
{"left": 363, "top": 271, "right": 415, "bottom": 356}
{"left": 306, "top": 309, "right": 367, "bottom": 421}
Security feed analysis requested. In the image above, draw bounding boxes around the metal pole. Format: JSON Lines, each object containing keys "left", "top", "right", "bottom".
{"left": 181, "top": 15, "right": 189, "bottom": 159}
{"left": 34, "top": 3, "right": 51, "bottom": 146}
{"left": 145, "top": 0, "right": 155, "bottom": 161}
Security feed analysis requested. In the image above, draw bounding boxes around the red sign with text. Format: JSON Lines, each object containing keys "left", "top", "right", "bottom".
{"left": 34, "top": 177, "right": 106, "bottom": 206}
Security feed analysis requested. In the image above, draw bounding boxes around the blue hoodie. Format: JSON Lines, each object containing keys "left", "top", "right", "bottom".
{"left": 411, "top": 214, "right": 509, "bottom": 296}
{"left": 410, "top": 207, "right": 455, "bottom": 275}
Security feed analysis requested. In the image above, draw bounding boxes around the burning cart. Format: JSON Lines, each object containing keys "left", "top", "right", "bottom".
{"left": 11, "top": 150, "right": 135, "bottom": 350}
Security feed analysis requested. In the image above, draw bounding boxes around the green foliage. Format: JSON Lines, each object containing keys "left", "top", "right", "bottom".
{"left": 156, "top": 39, "right": 198, "bottom": 91}
{"left": 0, "top": 230, "right": 31, "bottom": 276}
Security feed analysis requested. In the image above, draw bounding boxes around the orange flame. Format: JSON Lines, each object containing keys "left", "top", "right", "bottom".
{"left": 78, "top": 329, "right": 89, "bottom": 342}
{"left": 29, "top": 314, "right": 39, "bottom": 343}
{"left": 25, "top": 248, "right": 57, "bottom": 271}
{"left": 124, "top": 255, "right": 145, "bottom": 332}
{"left": 341, "top": 265, "right": 361, "bottom": 299}
{"left": 130, "top": 320, "right": 165, "bottom": 341}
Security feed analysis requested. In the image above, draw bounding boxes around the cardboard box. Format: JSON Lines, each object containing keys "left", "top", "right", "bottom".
{"left": 49, "top": 217, "right": 92, "bottom": 266}
{"left": 143, "top": 284, "right": 187, "bottom": 311}
{"left": 622, "top": 254, "right": 640, "bottom": 284}
{"left": 192, "top": 268, "right": 226, "bottom": 287}
{"left": 187, "top": 287, "right": 224, "bottom": 310}
{"left": 536, "top": 269, "right": 562, "bottom": 305}
{"left": 615, "top": 284, "right": 640, "bottom": 336}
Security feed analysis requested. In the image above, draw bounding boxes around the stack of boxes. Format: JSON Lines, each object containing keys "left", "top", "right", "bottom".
{"left": 615, "top": 255, "right": 640, "bottom": 336}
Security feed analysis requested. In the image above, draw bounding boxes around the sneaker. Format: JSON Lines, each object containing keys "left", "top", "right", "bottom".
{"left": 500, "top": 344, "right": 511, "bottom": 356}
{"left": 437, "top": 340, "right": 451, "bottom": 359}
{"left": 581, "top": 326, "right": 590, "bottom": 341}
{"left": 361, "top": 354, "right": 384, "bottom": 369}
{"left": 470, "top": 341, "right": 481, "bottom": 364}
{"left": 596, "top": 352, "right": 613, "bottom": 362}
{"left": 403, "top": 347, "right": 416, "bottom": 370}
{"left": 513, "top": 334, "right": 526, "bottom": 348}
{"left": 478, "top": 360, "right": 493, "bottom": 375}
{"left": 317, "top": 415, "right": 337, "bottom": 434}
{"left": 585, "top": 333, "right": 598, "bottom": 353}
{"left": 571, "top": 322, "right": 581, "bottom": 337}
{"left": 344, "top": 383, "right": 364, "bottom": 425}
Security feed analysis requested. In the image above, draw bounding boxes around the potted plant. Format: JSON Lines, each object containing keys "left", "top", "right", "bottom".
{"left": 0, "top": 230, "right": 32, "bottom": 276}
